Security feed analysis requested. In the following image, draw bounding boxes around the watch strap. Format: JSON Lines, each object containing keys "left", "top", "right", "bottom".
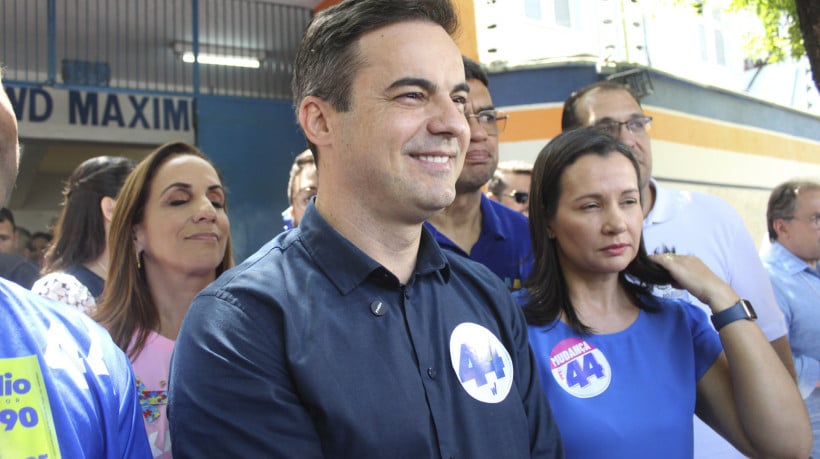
{"left": 710, "top": 299, "right": 757, "bottom": 331}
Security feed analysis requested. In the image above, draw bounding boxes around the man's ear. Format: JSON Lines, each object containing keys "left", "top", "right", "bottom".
{"left": 100, "top": 196, "right": 116, "bottom": 224}
{"left": 298, "top": 95, "right": 335, "bottom": 149}
{"left": 773, "top": 218, "right": 789, "bottom": 241}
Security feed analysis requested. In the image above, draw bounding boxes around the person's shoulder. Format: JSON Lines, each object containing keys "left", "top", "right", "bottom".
{"left": 197, "top": 230, "right": 308, "bottom": 309}
{"left": 485, "top": 197, "right": 528, "bottom": 225}
{"left": 645, "top": 294, "right": 710, "bottom": 323}
{"left": 668, "top": 186, "right": 739, "bottom": 218}
{"left": 689, "top": 189, "right": 736, "bottom": 211}
{"left": 761, "top": 242, "right": 804, "bottom": 277}
{"left": 656, "top": 185, "right": 745, "bottom": 234}
{"left": 32, "top": 271, "right": 82, "bottom": 290}
{"left": 2, "top": 278, "right": 127, "bottom": 359}
{"left": 5, "top": 279, "right": 91, "bottom": 325}
{"left": 0, "top": 252, "right": 40, "bottom": 289}
{"left": 445, "top": 249, "right": 509, "bottom": 289}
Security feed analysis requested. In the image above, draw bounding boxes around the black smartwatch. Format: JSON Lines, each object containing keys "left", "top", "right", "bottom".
{"left": 711, "top": 299, "right": 757, "bottom": 331}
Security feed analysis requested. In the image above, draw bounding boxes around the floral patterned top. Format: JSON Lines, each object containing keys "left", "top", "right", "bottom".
{"left": 131, "top": 331, "right": 175, "bottom": 458}
{"left": 32, "top": 271, "right": 97, "bottom": 314}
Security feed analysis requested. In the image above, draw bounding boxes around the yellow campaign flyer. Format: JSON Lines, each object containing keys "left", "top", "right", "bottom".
{"left": 0, "top": 355, "right": 61, "bottom": 459}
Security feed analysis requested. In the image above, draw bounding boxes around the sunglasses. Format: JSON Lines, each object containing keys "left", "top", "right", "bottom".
{"left": 506, "top": 190, "right": 529, "bottom": 204}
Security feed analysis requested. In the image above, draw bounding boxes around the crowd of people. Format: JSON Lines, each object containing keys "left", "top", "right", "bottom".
{"left": 1, "top": 0, "right": 817, "bottom": 457}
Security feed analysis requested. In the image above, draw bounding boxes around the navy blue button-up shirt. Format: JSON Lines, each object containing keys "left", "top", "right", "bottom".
{"left": 169, "top": 203, "right": 563, "bottom": 458}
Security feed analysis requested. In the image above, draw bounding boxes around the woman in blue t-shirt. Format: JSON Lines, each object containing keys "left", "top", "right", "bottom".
{"left": 520, "top": 127, "right": 810, "bottom": 458}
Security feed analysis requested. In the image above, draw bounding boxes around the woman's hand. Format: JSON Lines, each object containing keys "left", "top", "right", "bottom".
{"left": 649, "top": 253, "right": 738, "bottom": 313}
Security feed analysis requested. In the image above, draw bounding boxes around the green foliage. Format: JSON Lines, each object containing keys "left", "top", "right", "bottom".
{"left": 728, "top": 0, "right": 804, "bottom": 63}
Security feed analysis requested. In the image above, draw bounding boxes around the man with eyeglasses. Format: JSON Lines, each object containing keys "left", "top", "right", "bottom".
{"left": 425, "top": 56, "right": 532, "bottom": 291}
{"left": 562, "top": 80, "right": 797, "bottom": 459}
{"left": 281, "top": 149, "right": 317, "bottom": 229}
{"left": 761, "top": 179, "right": 820, "bottom": 459}
{"left": 487, "top": 160, "right": 533, "bottom": 216}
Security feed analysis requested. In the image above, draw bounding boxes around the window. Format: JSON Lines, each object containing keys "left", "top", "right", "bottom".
{"left": 525, "top": 0, "right": 573, "bottom": 28}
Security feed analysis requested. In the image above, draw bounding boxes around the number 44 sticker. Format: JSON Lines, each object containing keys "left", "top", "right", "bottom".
{"left": 549, "top": 338, "right": 611, "bottom": 398}
{"left": 449, "top": 323, "right": 514, "bottom": 404}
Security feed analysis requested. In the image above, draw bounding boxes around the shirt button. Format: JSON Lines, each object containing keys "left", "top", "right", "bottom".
{"left": 427, "top": 367, "right": 436, "bottom": 379}
{"left": 404, "top": 291, "right": 410, "bottom": 300}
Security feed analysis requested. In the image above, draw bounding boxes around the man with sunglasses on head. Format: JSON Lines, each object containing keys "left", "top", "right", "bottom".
{"left": 487, "top": 160, "right": 533, "bottom": 216}
{"left": 426, "top": 56, "right": 532, "bottom": 291}
{"left": 562, "top": 80, "right": 797, "bottom": 459}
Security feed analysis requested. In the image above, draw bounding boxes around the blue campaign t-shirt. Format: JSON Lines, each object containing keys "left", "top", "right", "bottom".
{"left": 521, "top": 292, "right": 722, "bottom": 459}
{"left": 426, "top": 194, "right": 532, "bottom": 290}
{"left": 0, "top": 278, "right": 151, "bottom": 458}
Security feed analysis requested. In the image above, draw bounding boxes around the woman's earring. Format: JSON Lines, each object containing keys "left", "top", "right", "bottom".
{"left": 136, "top": 250, "right": 142, "bottom": 270}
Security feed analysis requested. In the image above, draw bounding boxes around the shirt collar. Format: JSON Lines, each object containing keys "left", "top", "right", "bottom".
{"left": 763, "top": 241, "right": 818, "bottom": 276}
{"left": 298, "top": 202, "right": 451, "bottom": 295}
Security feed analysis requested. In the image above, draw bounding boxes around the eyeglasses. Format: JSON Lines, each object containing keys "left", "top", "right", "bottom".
{"left": 293, "top": 186, "right": 317, "bottom": 210}
{"left": 783, "top": 214, "right": 820, "bottom": 229}
{"left": 594, "top": 116, "right": 653, "bottom": 137}
{"left": 506, "top": 190, "right": 529, "bottom": 204}
{"left": 465, "top": 109, "right": 508, "bottom": 136}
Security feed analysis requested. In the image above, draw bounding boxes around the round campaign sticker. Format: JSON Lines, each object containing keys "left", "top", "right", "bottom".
{"left": 549, "top": 337, "right": 611, "bottom": 398}
{"left": 449, "top": 322, "right": 514, "bottom": 404}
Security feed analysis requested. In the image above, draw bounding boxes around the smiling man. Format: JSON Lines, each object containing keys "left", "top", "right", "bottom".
{"left": 169, "top": 1, "right": 563, "bottom": 458}
{"left": 426, "top": 57, "right": 532, "bottom": 291}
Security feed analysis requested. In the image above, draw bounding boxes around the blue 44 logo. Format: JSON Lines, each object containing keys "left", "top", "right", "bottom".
{"left": 458, "top": 343, "right": 506, "bottom": 387}
{"left": 565, "top": 353, "right": 605, "bottom": 388}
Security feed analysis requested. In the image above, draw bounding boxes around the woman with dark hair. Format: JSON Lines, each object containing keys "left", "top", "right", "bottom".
{"left": 520, "top": 127, "right": 810, "bottom": 458}
{"left": 32, "top": 155, "right": 136, "bottom": 313}
{"left": 94, "top": 142, "right": 233, "bottom": 458}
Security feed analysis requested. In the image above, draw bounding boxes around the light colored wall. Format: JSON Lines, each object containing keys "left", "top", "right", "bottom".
{"left": 499, "top": 134, "right": 820, "bottom": 250}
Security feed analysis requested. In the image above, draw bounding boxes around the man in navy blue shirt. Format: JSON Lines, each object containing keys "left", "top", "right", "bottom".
{"left": 426, "top": 57, "right": 532, "bottom": 290}
{"left": 169, "top": 0, "right": 564, "bottom": 457}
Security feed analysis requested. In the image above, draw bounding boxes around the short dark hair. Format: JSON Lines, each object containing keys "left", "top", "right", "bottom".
{"left": 287, "top": 149, "right": 315, "bottom": 202}
{"left": 292, "top": 0, "right": 459, "bottom": 160}
{"left": 42, "top": 156, "right": 136, "bottom": 274}
{"left": 462, "top": 56, "right": 488, "bottom": 87}
{"left": 561, "top": 80, "right": 641, "bottom": 132}
{"left": 524, "top": 127, "right": 672, "bottom": 333}
{"left": 767, "top": 179, "right": 820, "bottom": 241}
{"left": 28, "top": 231, "right": 51, "bottom": 245}
{"left": 0, "top": 207, "right": 15, "bottom": 229}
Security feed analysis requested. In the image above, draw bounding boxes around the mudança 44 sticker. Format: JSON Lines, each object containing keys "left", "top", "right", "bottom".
{"left": 549, "top": 337, "right": 611, "bottom": 398}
